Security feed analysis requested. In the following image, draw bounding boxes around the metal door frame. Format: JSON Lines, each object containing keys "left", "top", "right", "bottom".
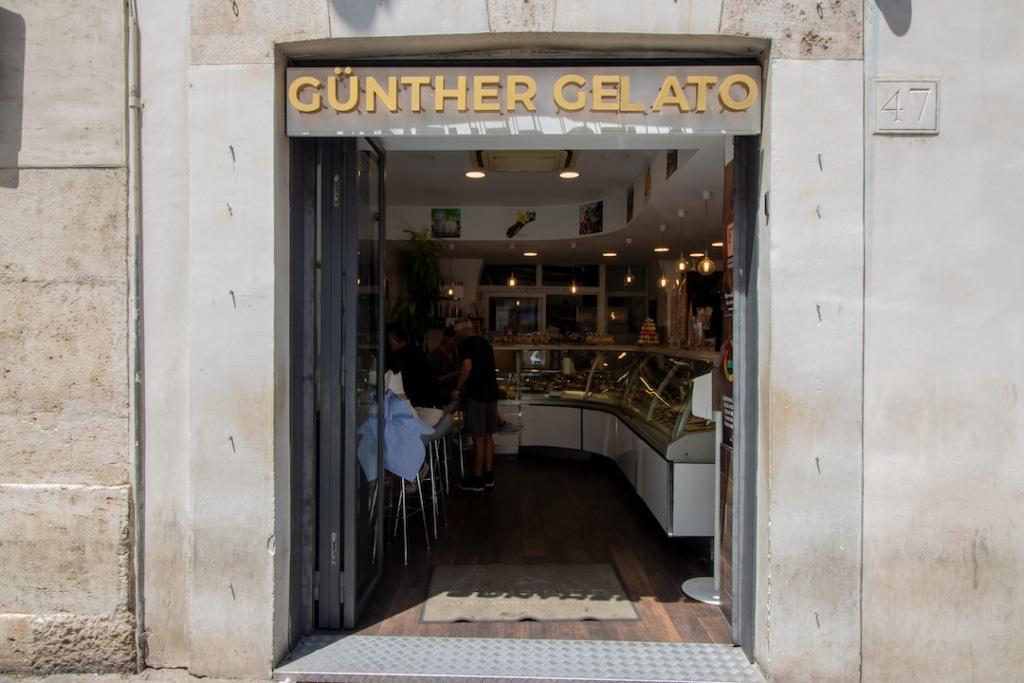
{"left": 287, "top": 59, "right": 763, "bottom": 647}
{"left": 731, "top": 134, "right": 761, "bottom": 659}
{"left": 342, "top": 138, "right": 387, "bottom": 628}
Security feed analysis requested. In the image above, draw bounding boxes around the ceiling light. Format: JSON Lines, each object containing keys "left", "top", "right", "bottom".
{"left": 570, "top": 281, "right": 578, "bottom": 294}
{"left": 559, "top": 170, "right": 580, "bottom": 179}
{"left": 602, "top": 252, "right": 617, "bottom": 257}
{"left": 697, "top": 191, "right": 716, "bottom": 276}
{"left": 624, "top": 267, "right": 634, "bottom": 286}
{"left": 465, "top": 169, "right": 486, "bottom": 179}
{"left": 654, "top": 247, "right": 670, "bottom": 253}
{"left": 690, "top": 252, "right": 705, "bottom": 258}
{"left": 523, "top": 251, "right": 538, "bottom": 257}
{"left": 711, "top": 241, "right": 724, "bottom": 247}
{"left": 659, "top": 275, "right": 668, "bottom": 288}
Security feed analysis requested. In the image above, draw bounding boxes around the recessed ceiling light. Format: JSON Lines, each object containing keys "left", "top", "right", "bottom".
{"left": 654, "top": 247, "right": 671, "bottom": 253}
{"left": 523, "top": 251, "right": 538, "bottom": 257}
{"left": 602, "top": 252, "right": 617, "bottom": 257}
{"left": 465, "top": 169, "right": 486, "bottom": 179}
{"left": 689, "top": 251, "right": 705, "bottom": 258}
{"left": 559, "top": 170, "right": 581, "bottom": 179}
{"left": 711, "top": 241, "right": 724, "bottom": 247}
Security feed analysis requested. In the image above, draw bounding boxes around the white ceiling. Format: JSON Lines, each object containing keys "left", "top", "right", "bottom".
{"left": 388, "top": 149, "right": 656, "bottom": 206}
{"left": 385, "top": 137, "right": 730, "bottom": 260}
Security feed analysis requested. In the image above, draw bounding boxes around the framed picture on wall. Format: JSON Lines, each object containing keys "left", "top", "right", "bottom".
{"left": 579, "top": 200, "right": 603, "bottom": 235}
{"left": 643, "top": 166, "right": 652, "bottom": 199}
{"left": 430, "top": 208, "right": 461, "bottom": 238}
{"left": 626, "top": 186, "right": 634, "bottom": 223}
{"left": 666, "top": 149, "right": 678, "bottom": 178}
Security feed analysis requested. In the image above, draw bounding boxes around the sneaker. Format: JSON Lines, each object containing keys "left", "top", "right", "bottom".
{"left": 483, "top": 472, "right": 495, "bottom": 489}
{"left": 458, "top": 476, "right": 485, "bottom": 493}
{"left": 497, "top": 420, "right": 522, "bottom": 433}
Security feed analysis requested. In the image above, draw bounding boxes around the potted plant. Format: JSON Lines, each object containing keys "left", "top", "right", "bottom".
{"left": 390, "top": 227, "right": 442, "bottom": 347}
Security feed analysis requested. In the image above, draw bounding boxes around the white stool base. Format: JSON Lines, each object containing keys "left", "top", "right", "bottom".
{"left": 681, "top": 577, "right": 721, "bottom": 605}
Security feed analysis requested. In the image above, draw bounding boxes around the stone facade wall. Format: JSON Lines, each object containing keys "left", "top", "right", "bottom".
{"left": 0, "top": 0, "right": 135, "bottom": 675}
{"left": 17, "top": 2, "right": 1022, "bottom": 682}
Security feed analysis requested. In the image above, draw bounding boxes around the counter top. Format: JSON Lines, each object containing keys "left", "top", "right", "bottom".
{"left": 491, "top": 344, "right": 718, "bottom": 363}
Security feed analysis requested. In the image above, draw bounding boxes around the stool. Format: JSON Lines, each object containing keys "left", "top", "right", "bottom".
{"left": 386, "top": 471, "right": 430, "bottom": 566}
{"left": 420, "top": 414, "right": 454, "bottom": 539}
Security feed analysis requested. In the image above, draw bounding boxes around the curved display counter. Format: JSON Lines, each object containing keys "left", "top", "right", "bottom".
{"left": 491, "top": 344, "right": 718, "bottom": 537}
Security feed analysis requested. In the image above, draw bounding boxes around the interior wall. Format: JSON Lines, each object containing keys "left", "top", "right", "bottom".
{"left": 862, "top": 3, "right": 1024, "bottom": 680}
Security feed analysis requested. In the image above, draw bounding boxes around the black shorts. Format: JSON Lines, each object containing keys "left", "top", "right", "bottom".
{"left": 463, "top": 397, "right": 497, "bottom": 437}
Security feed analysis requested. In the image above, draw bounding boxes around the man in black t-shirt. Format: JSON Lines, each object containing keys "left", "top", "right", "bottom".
{"left": 451, "top": 320, "right": 499, "bottom": 492}
{"left": 386, "top": 324, "right": 442, "bottom": 408}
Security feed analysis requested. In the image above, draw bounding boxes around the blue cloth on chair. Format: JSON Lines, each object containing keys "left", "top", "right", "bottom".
{"left": 381, "top": 389, "right": 434, "bottom": 481}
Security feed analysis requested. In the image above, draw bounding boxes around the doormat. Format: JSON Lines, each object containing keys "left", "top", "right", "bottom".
{"left": 421, "top": 563, "right": 639, "bottom": 623}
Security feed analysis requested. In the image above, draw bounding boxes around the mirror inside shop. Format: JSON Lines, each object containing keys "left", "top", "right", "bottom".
{"left": 370, "top": 139, "right": 738, "bottom": 640}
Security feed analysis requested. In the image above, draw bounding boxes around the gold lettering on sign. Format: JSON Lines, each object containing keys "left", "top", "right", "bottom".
{"left": 287, "top": 69, "right": 760, "bottom": 119}
{"left": 553, "top": 74, "right": 586, "bottom": 111}
{"left": 687, "top": 76, "right": 718, "bottom": 113}
{"left": 473, "top": 75, "right": 502, "bottom": 112}
{"left": 288, "top": 76, "right": 322, "bottom": 113}
{"left": 618, "top": 75, "right": 646, "bottom": 112}
{"left": 591, "top": 75, "right": 619, "bottom": 112}
{"left": 328, "top": 68, "right": 359, "bottom": 112}
{"left": 365, "top": 76, "right": 398, "bottom": 113}
{"left": 506, "top": 75, "right": 537, "bottom": 112}
{"left": 400, "top": 75, "right": 431, "bottom": 112}
{"left": 718, "top": 73, "right": 759, "bottom": 112}
{"left": 652, "top": 76, "right": 692, "bottom": 112}
{"left": 434, "top": 75, "right": 468, "bottom": 112}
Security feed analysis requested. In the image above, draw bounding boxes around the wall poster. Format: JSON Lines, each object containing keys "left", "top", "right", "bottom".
{"left": 430, "top": 208, "right": 461, "bottom": 238}
{"left": 579, "top": 200, "right": 604, "bottom": 235}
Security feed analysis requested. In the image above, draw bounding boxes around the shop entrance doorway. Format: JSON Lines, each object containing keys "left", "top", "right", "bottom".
{"left": 285, "top": 60, "right": 762, "bottom": 681}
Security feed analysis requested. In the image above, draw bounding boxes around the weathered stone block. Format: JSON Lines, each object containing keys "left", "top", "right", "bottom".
{"left": 721, "top": 0, "right": 862, "bottom": 59}
{"left": 0, "top": 485, "right": 130, "bottom": 615}
{"left": 553, "top": 0, "right": 723, "bottom": 34}
{"left": 0, "top": 612, "right": 135, "bottom": 673}
{"left": 327, "top": 0, "right": 490, "bottom": 39}
{"left": 191, "top": 0, "right": 330, "bottom": 65}
{"left": 0, "top": 281, "right": 127, "bottom": 416}
{"left": 1, "top": 1, "right": 125, "bottom": 168}
{"left": 486, "top": 0, "right": 556, "bottom": 32}
{"left": 0, "top": 413, "right": 128, "bottom": 486}
{"left": 0, "top": 169, "right": 126, "bottom": 283}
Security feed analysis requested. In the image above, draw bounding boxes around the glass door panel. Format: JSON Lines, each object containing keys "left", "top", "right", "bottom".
{"left": 343, "top": 139, "right": 385, "bottom": 628}
{"left": 316, "top": 138, "right": 386, "bottom": 631}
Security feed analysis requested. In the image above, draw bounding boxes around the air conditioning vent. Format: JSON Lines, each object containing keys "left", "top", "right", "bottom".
{"left": 471, "top": 150, "right": 577, "bottom": 173}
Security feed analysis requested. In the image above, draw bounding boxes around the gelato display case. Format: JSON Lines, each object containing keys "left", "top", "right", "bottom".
{"left": 493, "top": 344, "right": 716, "bottom": 459}
{"left": 491, "top": 344, "right": 718, "bottom": 536}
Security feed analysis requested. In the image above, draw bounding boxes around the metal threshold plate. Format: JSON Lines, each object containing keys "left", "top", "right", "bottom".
{"left": 275, "top": 635, "right": 765, "bottom": 683}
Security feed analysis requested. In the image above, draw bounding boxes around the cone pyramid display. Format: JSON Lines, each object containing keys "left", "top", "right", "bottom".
{"left": 637, "top": 318, "right": 660, "bottom": 346}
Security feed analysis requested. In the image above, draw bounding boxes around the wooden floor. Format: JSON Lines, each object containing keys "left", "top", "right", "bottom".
{"left": 352, "top": 452, "right": 732, "bottom": 644}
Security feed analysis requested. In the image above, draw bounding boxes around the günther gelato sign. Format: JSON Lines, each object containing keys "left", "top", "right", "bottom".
{"left": 285, "top": 65, "right": 762, "bottom": 137}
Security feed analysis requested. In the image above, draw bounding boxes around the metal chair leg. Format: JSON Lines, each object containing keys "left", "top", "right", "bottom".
{"left": 433, "top": 441, "right": 447, "bottom": 525}
{"left": 457, "top": 430, "right": 465, "bottom": 478}
{"left": 415, "top": 473, "right": 430, "bottom": 551}
{"left": 400, "top": 485, "right": 408, "bottom": 566}
{"left": 442, "top": 436, "right": 451, "bottom": 495}
{"left": 427, "top": 443, "right": 439, "bottom": 539}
